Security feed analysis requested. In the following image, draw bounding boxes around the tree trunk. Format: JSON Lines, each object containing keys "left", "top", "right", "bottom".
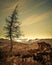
{"left": 10, "top": 38, "right": 13, "bottom": 56}
{"left": 9, "top": 36, "right": 13, "bottom": 57}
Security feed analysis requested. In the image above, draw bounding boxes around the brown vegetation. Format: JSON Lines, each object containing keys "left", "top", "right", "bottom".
{"left": 0, "top": 39, "right": 52, "bottom": 65}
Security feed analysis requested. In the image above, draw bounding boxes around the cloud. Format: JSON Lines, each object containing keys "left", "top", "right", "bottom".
{"left": 18, "top": 0, "right": 48, "bottom": 10}
{"left": 21, "top": 11, "right": 52, "bottom": 26}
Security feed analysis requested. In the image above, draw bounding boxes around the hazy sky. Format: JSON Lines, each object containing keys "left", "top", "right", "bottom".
{"left": 0, "top": 0, "right": 52, "bottom": 39}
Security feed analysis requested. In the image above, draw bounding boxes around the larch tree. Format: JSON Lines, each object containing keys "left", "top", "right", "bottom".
{"left": 5, "top": 5, "right": 21, "bottom": 56}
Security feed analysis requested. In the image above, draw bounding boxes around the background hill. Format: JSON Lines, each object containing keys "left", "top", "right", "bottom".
{"left": 0, "top": 38, "right": 52, "bottom": 53}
